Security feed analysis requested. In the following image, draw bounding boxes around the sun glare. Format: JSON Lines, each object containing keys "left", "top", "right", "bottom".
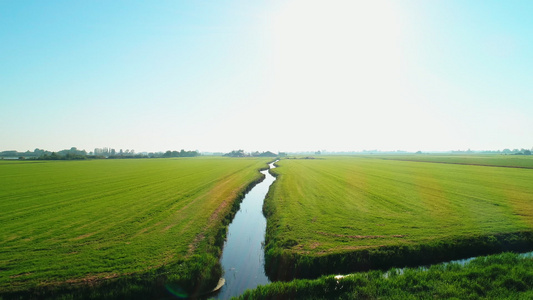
{"left": 266, "top": 0, "right": 414, "bottom": 150}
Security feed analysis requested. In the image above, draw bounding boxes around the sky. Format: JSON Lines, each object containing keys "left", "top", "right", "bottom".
{"left": 1, "top": 0, "right": 532, "bottom": 153}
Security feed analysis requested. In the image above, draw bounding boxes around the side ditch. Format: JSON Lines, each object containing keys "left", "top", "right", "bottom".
{"left": 263, "top": 231, "right": 533, "bottom": 281}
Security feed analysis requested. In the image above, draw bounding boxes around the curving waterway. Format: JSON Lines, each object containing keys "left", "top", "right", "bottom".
{"left": 212, "top": 161, "right": 277, "bottom": 299}
{"left": 209, "top": 160, "right": 531, "bottom": 299}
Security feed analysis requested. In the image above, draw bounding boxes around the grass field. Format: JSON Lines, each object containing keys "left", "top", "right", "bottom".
{"left": 239, "top": 252, "right": 533, "bottom": 299}
{"left": 264, "top": 156, "right": 533, "bottom": 280}
{"left": 0, "top": 157, "right": 270, "bottom": 298}
{"left": 374, "top": 153, "right": 533, "bottom": 168}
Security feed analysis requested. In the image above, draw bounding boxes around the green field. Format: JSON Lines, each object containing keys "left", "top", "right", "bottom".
{"left": 2, "top": 155, "right": 532, "bottom": 298}
{"left": 264, "top": 156, "right": 533, "bottom": 279}
{"left": 375, "top": 153, "right": 533, "bottom": 168}
{"left": 0, "top": 157, "right": 270, "bottom": 298}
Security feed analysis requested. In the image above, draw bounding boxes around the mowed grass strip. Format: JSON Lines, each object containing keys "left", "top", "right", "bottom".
{"left": 264, "top": 156, "right": 533, "bottom": 279}
{"left": 0, "top": 157, "right": 270, "bottom": 295}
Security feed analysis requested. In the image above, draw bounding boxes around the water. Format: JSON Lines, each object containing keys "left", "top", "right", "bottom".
{"left": 210, "top": 160, "right": 531, "bottom": 297}
{"left": 212, "top": 162, "right": 277, "bottom": 299}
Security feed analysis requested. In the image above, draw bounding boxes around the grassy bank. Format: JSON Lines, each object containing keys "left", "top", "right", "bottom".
{"left": 0, "top": 157, "right": 270, "bottom": 299}
{"left": 239, "top": 252, "right": 533, "bottom": 299}
{"left": 263, "top": 156, "right": 533, "bottom": 280}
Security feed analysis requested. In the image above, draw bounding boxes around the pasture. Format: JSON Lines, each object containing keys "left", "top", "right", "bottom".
{"left": 0, "top": 157, "right": 270, "bottom": 298}
{"left": 264, "top": 156, "right": 533, "bottom": 279}
{"left": 375, "top": 153, "right": 533, "bottom": 168}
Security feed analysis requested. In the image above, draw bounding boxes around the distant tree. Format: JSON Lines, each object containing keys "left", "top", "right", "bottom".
{"left": 34, "top": 148, "right": 46, "bottom": 156}
{"left": 225, "top": 150, "right": 246, "bottom": 157}
{"left": 161, "top": 149, "right": 199, "bottom": 158}
{"left": 258, "top": 151, "right": 277, "bottom": 157}
{"left": 524, "top": 150, "right": 532, "bottom": 155}
{"left": 1, "top": 150, "right": 18, "bottom": 157}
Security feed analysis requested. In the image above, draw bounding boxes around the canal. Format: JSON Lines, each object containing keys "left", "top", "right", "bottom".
{"left": 213, "top": 161, "right": 277, "bottom": 299}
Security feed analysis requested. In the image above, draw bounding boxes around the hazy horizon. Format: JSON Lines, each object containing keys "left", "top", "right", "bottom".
{"left": 1, "top": 145, "right": 531, "bottom": 155}
{"left": 2, "top": 1, "right": 532, "bottom": 153}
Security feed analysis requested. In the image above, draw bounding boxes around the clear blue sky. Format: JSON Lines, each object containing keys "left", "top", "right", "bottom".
{"left": 1, "top": 0, "right": 532, "bottom": 153}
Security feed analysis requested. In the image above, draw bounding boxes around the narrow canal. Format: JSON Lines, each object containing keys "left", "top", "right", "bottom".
{"left": 207, "top": 160, "right": 532, "bottom": 299}
{"left": 213, "top": 161, "right": 277, "bottom": 299}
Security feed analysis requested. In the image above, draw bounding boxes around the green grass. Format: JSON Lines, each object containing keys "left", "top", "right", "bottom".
{"left": 374, "top": 153, "right": 533, "bottom": 168}
{"left": 0, "top": 157, "right": 271, "bottom": 298}
{"left": 238, "top": 252, "right": 533, "bottom": 299}
{"left": 264, "top": 156, "right": 533, "bottom": 279}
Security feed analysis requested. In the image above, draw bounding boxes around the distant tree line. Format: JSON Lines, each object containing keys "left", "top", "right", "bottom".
{"left": 224, "top": 150, "right": 246, "bottom": 157}
{"left": 0, "top": 147, "right": 200, "bottom": 160}
{"left": 224, "top": 150, "right": 279, "bottom": 157}
{"left": 4, "top": 147, "right": 531, "bottom": 160}
{"left": 451, "top": 148, "right": 532, "bottom": 155}
{"left": 0, "top": 148, "right": 51, "bottom": 159}
{"left": 160, "top": 150, "right": 200, "bottom": 158}
{"left": 504, "top": 148, "right": 532, "bottom": 155}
